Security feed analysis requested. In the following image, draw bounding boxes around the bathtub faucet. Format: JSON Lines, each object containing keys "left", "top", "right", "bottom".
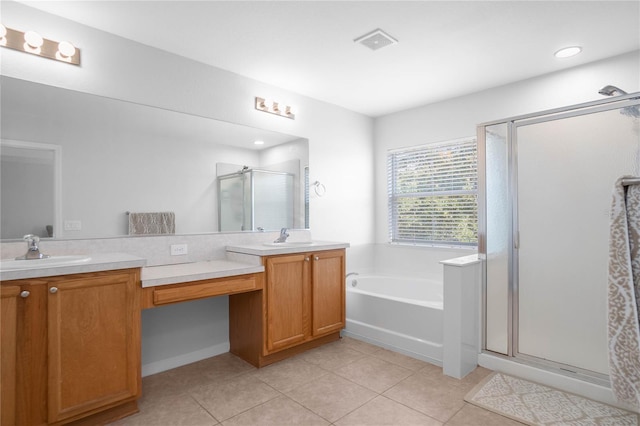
{"left": 345, "top": 272, "right": 359, "bottom": 287}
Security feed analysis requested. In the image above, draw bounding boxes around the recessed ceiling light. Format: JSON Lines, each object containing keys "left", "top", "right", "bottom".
{"left": 554, "top": 46, "right": 582, "bottom": 58}
{"left": 254, "top": 140, "right": 264, "bottom": 145}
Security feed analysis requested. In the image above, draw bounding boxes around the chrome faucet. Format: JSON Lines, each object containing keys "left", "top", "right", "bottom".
{"left": 15, "top": 234, "right": 50, "bottom": 260}
{"left": 345, "top": 272, "right": 359, "bottom": 287}
{"left": 274, "top": 228, "right": 289, "bottom": 243}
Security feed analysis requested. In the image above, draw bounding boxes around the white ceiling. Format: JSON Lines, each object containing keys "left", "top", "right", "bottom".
{"left": 18, "top": 1, "right": 640, "bottom": 117}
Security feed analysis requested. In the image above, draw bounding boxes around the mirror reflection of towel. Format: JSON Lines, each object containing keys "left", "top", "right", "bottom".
{"left": 128, "top": 212, "right": 175, "bottom": 235}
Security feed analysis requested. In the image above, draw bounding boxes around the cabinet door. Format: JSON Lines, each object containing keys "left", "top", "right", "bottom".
{"left": 1, "top": 286, "right": 20, "bottom": 426}
{"left": 47, "top": 271, "right": 140, "bottom": 423}
{"left": 312, "top": 250, "right": 345, "bottom": 337}
{"left": 265, "top": 254, "right": 310, "bottom": 353}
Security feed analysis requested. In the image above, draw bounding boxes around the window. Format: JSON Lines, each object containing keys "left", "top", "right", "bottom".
{"left": 387, "top": 138, "right": 478, "bottom": 246}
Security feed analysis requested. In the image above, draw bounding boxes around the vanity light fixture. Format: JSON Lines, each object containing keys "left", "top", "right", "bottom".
{"left": 554, "top": 46, "right": 582, "bottom": 58}
{"left": 255, "top": 97, "right": 296, "bottom": 120}
{"left": 0, "top": 24, "right": 80, "bottom": 65}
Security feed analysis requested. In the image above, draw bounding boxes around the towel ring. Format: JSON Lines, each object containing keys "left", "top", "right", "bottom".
{"left": 313, "top": 181, "right": 326, "bottom": 197}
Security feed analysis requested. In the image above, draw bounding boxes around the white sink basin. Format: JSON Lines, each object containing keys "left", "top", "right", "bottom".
{"left": 262, "top": 241, "right": 315, "bottom": 247}
{"left": 0, "top": 255, "right": 92, "bottom": 270}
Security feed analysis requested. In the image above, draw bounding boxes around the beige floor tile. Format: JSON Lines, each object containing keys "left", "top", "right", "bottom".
{"left": 190, "top": 374, "right": 281, "bottom": 421}
{"left": 417, "top": 368, "right": 472, "bottom": 393}
{"left": 445, "top": 403, "right": 525, "bottom": 426}
{"left": 221, "top": 395, "right": 330, "bottom": 426}
{"left": 252, "top": 356, "right": 329, "bottom": 393}
{"left": 138, "top": 369, "right": 188, "bottom": 410}
{"left": 372, "top": 348, "right": 432, "bottom": 371}
{"left": 419, "top": 361, "right": 445, "bottom": 376}
{"left": 109, "top": 394, "right": 218, "bottom": 426}
{"left": 286, "top": 372, "right": 377, "bottom": 422}
{"left": 334, "top": 355, "right": 413, "bottom": 393}
{"left": 197, "top": 352, "right": 257, "bottom": 381}
{"left": 147, "top": 353, "right": 256, "bottom": 397}
{"left": 298, "top": 340, "right": 367, "bottom": 371}
{"left": 339, "top": 336, "right": 384, "bottom": 354}
{"left": 419, "top": 366, "right": 494, "bottom": 396}
{"left": 458, "top": 367, "right": 493, "bottom": 390}
{"left": 384, "top": 373, "right": 466, "bottom": 423}
{"left": 335, "top": 395, "right": 443, "bottom": 426}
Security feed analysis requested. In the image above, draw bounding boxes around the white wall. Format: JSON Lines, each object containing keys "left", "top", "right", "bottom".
{"left": 374, "top": 50, "right": 640, "bottom": 243}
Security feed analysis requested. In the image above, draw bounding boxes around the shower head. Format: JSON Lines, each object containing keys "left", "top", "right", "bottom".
{"left": 599, "top": 85, "right": 628, "bottom": 97}
{"left": 598, "top": 85, "right": 640, "bottom": 118}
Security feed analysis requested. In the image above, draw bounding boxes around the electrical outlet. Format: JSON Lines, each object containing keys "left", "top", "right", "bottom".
{"left": 63, "top": 220, "right": 82, "bottom": 231}
{"left": 170, "top": 244, "right": 188, "bottom": 256}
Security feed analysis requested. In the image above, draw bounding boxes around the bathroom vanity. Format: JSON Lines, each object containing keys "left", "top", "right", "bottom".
{"left": 0, "top": 254, "right": 145, "bottom": 426}
{"left": 0, "top": 241, "right": 347, "bottom": 425}
{"left": 140, "top": 242, "right": 348, "bottom": 368}
{"left": 226, "top": 243, "right": 347, "bottom": 367}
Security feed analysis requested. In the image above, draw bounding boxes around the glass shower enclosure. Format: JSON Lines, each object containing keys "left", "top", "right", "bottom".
{"left": 218, "top": 169, "right": 294, "bottom": 232}
{"left": 479, "top": 92, "right": 640, "bottom": 384}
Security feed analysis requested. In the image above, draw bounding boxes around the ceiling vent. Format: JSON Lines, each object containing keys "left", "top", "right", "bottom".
{"left": 354, "top": 28, "right": 398, "bottom": 51}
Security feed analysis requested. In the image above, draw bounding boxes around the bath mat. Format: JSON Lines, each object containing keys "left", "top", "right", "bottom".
{"left": 464, "top": 372, "right": 639, "bottom": 425}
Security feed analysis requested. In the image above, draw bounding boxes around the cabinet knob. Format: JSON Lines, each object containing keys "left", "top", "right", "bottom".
{"left": 49, "top": 287, "right": 58, "bottom": 294}
{"left": 314, "top": 256, "right": 319, "bottom": 261}
{"left": 20, "top": 290, "right": 30, "bottom": 298}
{"left": 305, "top": 257, "right": 310, "bottom": 262}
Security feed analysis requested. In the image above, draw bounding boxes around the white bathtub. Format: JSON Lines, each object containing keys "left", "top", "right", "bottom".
{"left": 344, "top": 274, "right": 444, "bottom": 365}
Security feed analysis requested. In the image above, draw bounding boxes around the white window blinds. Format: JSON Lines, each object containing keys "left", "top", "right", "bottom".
{"left": 387, "top": 138, "right": 478, "bottom": 246}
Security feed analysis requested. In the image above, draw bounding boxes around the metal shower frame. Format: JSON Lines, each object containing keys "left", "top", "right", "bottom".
{"left": 477, "top": 91, "right": 640, "bottom": 385}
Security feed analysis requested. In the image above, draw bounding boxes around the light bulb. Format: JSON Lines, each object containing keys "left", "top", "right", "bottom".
{"left": 24, "top": 30, "right": 43, "bottom": 48}
{"left": 57, "top": 41, "right": 76, "bottom": 58}
{"left": 285, "top": 105, "right": 297, "bottom": 116}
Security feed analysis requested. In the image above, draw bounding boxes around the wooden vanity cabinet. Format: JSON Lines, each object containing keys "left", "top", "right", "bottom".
{"left": 1, "top": 269, "right": 141, "bottom": 426}
{"left": 230, "top": 249, "right": 345, "bottom": 367}
{"left": 1, "top": 286, "right": 20, "bottom": 426}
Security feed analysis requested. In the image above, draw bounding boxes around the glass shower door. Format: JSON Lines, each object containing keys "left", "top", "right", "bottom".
{"left": 515, "top": 107, "right": 640, "bottom": 376}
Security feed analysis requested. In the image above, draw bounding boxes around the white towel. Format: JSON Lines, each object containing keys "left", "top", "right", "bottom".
{"left": 128, "top": 212, "right": 175, "bottom": 235}
{"left": 607, "top": 177, "right": 640, "bottom": 408}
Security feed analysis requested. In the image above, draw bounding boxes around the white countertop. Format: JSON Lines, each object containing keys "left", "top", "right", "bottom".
{"left": 0, "top": 253, "right": 146, "bottom": 281}
{"left": 226, "top": 240, "right": 349, "bottom": 256}
{"left": 141, "top": 259, "right": 265, "bottom": 288}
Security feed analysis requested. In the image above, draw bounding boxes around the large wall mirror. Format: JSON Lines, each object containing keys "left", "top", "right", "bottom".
{"left": 0, "top": 76, "right": 309, "bottom": 240}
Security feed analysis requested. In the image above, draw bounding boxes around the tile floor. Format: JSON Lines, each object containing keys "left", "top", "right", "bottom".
{"left": 110, "top": 337, "right": 523, "bottom": 425}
